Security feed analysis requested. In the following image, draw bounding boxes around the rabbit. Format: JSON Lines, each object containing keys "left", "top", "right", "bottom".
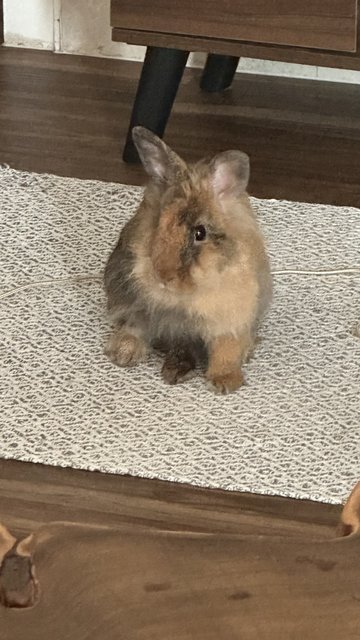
{"left": 104, "top": 127, "right": 272, "bottom": 394}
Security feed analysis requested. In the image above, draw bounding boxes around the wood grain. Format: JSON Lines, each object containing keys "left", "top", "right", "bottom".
{"left": 1, "top": 512, "right": 359, "bottom": 639}
{"left": 0, "top": 459, "right": 341, "bottom": 541}
{"left": 1, "top": 48, "right": 360, "bottom": 206}
{"left": 111, "top": 0, "right": 358, "bottom": 51}
{"left": 113, "top": 26, "right": 360, "bottom": 70}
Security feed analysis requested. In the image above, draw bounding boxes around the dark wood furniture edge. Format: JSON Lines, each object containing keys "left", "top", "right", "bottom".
{"left": 112, "top": 28, "right": 360, "bottom": 71}
{"left": 111, "top": 0, "right": 359, "bottom": 52}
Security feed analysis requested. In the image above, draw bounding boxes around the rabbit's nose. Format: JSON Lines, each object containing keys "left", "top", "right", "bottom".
{"left": 152, "top": 234, "right": 182, "bottom": 284}
{"left": 158, "top": 274, "right": 177, "bottom": 288}
{"left": 154, "top": 264, "right": 177, "bottom": 285}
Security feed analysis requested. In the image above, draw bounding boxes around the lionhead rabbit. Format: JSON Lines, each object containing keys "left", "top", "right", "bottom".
{"left": 104, "top": 127, "right": 272, "bottom": 394}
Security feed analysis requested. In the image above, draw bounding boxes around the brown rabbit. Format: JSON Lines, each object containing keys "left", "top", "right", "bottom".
{"left": 104, "top": 127, "right": 272, "bottom": 393}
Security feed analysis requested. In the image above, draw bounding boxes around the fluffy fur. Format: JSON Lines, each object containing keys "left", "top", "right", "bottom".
{"left": 104, "top": 127, "right": 272, "bottom": 393}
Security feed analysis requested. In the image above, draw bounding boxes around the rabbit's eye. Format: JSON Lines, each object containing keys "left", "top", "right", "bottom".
{"left": 194, "top": 225, "right": 207, "bottom": 242}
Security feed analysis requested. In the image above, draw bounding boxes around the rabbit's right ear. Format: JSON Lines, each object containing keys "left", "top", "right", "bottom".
{"left": 132, "top": 127, "right": 187, "bottom": 184}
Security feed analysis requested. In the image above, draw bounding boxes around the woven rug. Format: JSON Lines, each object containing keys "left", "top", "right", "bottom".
{"left": 0, "top": 166, "right": 359, "bottom": 504}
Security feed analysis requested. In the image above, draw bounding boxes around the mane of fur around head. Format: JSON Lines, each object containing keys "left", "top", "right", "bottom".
{"left": 105, "top": 128, "right": 272, "bottom": 344}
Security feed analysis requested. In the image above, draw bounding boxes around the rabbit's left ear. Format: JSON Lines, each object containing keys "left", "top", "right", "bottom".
{"left": 210, "top": 150, "right": 250, "bottom": 200}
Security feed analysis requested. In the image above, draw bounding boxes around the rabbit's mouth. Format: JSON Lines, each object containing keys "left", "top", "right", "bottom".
{"left": 155, "top": 271, "right": 195, "bottom": 295}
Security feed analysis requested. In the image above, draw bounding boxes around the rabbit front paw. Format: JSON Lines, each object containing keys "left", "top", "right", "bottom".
{"left": 206, "top": 369, "right": 245, "bottom": 395}
{"left": 161, "top": 348, "right": 196, "bottom": 385}
{"left": 105, "top": 329, "right": 147, "bottom": 367}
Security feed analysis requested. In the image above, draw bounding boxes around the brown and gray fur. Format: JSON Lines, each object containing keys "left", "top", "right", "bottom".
{"left": 104, "top": 127, "right": 272, "bottom": 393}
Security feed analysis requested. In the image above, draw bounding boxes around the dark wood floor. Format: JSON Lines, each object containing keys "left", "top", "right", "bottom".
{"left": 1, "top": 47, "right": 360, "bottom": 205}
{"left": 0, "top": 46, "right": 353, "bottom": 541}
{"left": 0, "top": 460, "right": 341, "bottom": 541}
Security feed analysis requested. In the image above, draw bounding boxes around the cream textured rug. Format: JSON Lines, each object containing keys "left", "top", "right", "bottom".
{"left": 0, "top": 166, "right": 359, "bottom": 504}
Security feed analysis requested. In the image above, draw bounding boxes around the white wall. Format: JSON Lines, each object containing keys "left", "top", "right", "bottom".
{"left": 3, "top": 0, "right": 360, "bottom": 84}
{"left": 4, "top": 0, "right": 54, "bottom": 49}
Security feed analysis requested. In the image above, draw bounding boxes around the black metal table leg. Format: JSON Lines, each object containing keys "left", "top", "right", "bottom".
{"left": 200, "top": 54, "right": 240, "bottom": 93}
{"left": 123, "top": 46, "right": 189, "bottom": 163}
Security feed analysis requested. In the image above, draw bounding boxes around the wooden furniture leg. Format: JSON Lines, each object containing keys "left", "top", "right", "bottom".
{"left": 123, "top": 46, "right": 189, "bottom": 162}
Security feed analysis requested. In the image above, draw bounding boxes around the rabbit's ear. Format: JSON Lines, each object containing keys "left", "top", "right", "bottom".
{"left": 132, "top": 127, "right": 187, "bottom": 184}
{"left": 210, "top": 150, "right": 250, "bottom": 200}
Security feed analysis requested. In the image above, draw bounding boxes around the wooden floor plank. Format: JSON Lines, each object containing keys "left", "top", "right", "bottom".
{"left": 0, "top": 460, "right": 341, "bottom": 541}
{"left": 1, "top": 47, "right": 360, "bottom": 204}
